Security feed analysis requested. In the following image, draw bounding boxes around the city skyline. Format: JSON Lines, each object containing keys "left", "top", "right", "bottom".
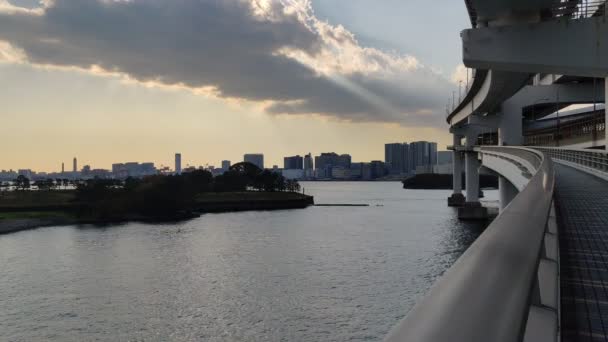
{"left": 4, "top": 142, "right": 449, "bottom": 174}
{"left": 0, "top": 0, "right": 465, "bottom": 173}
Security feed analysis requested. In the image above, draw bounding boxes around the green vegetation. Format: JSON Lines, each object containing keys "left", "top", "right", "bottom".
{"left": 0, "top": 162, "right": 311, "bottom": 224}
{"left": 0, "top": 190, "right": 76, "bottom": 209}
{"left": 0, "top": 211, "right": 74, "bottom": 220}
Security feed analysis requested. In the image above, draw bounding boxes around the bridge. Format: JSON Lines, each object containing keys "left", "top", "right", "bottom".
{"left": 386, "top": 1, "right": 608, "bottom": 341}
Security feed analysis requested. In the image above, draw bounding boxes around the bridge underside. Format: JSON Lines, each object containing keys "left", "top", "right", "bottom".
{"left": 463, "top": 17, "right": 608, "bottom": 77}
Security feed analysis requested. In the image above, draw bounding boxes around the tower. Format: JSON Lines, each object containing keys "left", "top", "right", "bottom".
{"left": 175, "top": 153, "right": 182, "bottom": 174}
{"left": 73, "top": 157, "right": 77, "bottom": 173}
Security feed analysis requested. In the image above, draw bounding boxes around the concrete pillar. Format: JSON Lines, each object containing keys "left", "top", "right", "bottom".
{"left": 499, "top": 176, "right": 518, "bottom": 211}
{"left": 458, "top": 124, "right": 487, "bottom": 220}
{"left": 453, "top": 152, "right": 463, "bottom": 193}
{"left": 448, "top": 134, "right": 465, "bottom": 207}
{"left": 465, "top": 152, "right": 480, "bottom": 203}
{"left": 605, "top": 77, "right": 607, "bottom": 150}
{"left": 498, "top": 107, "right": 523, "bottom": 146}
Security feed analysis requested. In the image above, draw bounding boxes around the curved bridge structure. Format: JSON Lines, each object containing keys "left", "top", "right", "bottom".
{"left": 386, "top": 1, "right": 608, "bottom": 341}
{"left": 386, "top": 147, "right": 558, "bottom": 342}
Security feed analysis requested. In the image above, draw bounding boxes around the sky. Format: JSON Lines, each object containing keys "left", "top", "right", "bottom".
{"left": 0, "top": 0, "right": 470, "bottom": 172}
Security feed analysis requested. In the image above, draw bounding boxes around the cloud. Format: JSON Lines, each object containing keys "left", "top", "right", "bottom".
{"left": 0, "top": 0, "right": 453, "bottom": 126}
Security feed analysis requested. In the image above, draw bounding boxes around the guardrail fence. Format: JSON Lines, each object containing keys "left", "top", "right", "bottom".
{"left": 385, "top": 147, "right": 557, "bottom": 342}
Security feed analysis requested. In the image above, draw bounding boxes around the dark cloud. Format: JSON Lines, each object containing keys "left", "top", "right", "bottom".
{"left": 0, "top": 0, "right": 452, "bottom": 126}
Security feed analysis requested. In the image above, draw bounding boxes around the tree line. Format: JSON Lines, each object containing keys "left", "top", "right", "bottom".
{"left": 70, "top": 162, "right": 301, "bottom": 220}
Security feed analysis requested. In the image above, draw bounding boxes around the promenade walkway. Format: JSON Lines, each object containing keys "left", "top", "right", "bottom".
{"left": 555, "top": 164, "right": 608, "bottom": 342}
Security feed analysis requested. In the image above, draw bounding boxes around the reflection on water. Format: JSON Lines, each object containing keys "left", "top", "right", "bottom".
{"left": 0, "top": 182, "right": 492, "bottom": 341}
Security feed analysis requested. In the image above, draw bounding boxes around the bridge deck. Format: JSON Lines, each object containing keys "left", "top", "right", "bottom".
{"left": 555, "top": 164, "right": 608, "bottom": 342}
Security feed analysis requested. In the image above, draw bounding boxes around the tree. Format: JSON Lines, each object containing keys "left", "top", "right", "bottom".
{"left": 184, "top": 169, "right": 213, "bottom": 193}
{"left": 14, "top": 175, "right": 30, "bottom": 191}
{"left": 124, "top": 177, "right": 141, "bottom": 192}
{"left": 36, "top": 178, "right": 54, "bottom": 191}
{"left": 286, "top": 179, "right": 301, "bottom": 192}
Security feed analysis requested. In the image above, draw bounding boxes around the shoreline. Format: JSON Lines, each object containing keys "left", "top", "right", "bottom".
{"left": 0, "top": 193, "right": 314, "bottom": 235}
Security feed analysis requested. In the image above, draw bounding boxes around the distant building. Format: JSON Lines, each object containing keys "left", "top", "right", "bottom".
{"left": 284, "top": 155, "right": 304, "bottom": 169}
{"left": 409, "top": 141, "right": 437, "bottom": 174}
{"left": 304, "top": 153, "right": 314, "bottom": 178}
{"left": 112, "top": 162, "right": 157, "bottom": 179}
{"left": 221, "top": 160, "right": 231, "bottom": 170}
{"left": 437, "top": 151, "right": 453, "bottom": 165}
{"left": 18, "top": 169, "right": 33, "bottom": 179}
{"left": 304, "top": 153, "right": 313, "bottom": 170}
{"left": 0, "top": 169, "right": 18, "bottom": 181}
{"left": 359, "top": 161, "right": 386, "bottom": 180}
{"left": 350, "top": 162, "right": 364, "bottom": 179}
{"left": 314, "top": 152, "right": 351, "bottom": 178}
{"left": 282, "top": 169, "right": 305, "bottom": 180}
{"left": 385, "top": 143, "right": 411, "bottom": 175}
{"left": 175, "top": 153, "right": 182, "bottom": 174}
{"left": 89, "top": 169, "right": 112, "bottom": 179}
{"left": 61, "top": 162, "right": 65, "bottom": 174}
{"left": 331, "top": 166, "right": 351, "bottom": 179}
{"left": 244, "top": 154, "right": 264, "bottom": 169}
{"left": 73, "top": 157, "right": 77, "bottom": 173}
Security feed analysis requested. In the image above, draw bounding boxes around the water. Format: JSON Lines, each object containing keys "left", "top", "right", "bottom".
{"left": 0, "top": 182, "right": 494, "bottom": 342}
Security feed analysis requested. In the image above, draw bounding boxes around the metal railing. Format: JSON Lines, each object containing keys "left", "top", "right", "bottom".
{"left": 552, "top": 0, "right": 607, "bottom": 19}
{"left": 524, "top": 110, "right": 606, "bottom": 146}
{"left": 534, "top": 147, "right": 608, "bottom": 179}
{"left": 385, "top": 147, "right": 557, "bottom": 342}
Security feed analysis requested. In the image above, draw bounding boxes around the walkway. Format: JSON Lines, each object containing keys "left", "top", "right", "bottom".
{"left": 555, "top": 164, "right": 608, "bottom": 342}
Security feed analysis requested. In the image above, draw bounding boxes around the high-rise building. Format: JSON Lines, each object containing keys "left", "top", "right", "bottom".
{"left": 304, "top": 153, "right": 313, "bottom": 170}
{"left": 222, "top": 160, "right": 231, "bottom": 170}
{"left": 284, "top": 155, "right": 304, "bottom": 169}
{"left": 244, "top": 154, "right": 264, "bottom": 169}
{"left": 314, "top": 153, "right": 351, "bottom": 170}
{"left": 409, "top": 141, "right": 438, "bottom": 174}
{"left": 73, "top": 157, "right": 77, "bottom": 173}
{"left": 314, "top": 153, "right": 351, "bottom": 179}
{"left": 175, "top": 153, "right": 182, "bottom": 174}
{"left": 385, "top": 143, "right": 410, "bottom": 174}
{"left": 61, "top": 162, "right": 64, "bottom": 174}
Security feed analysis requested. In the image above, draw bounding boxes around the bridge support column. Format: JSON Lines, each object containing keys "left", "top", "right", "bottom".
{"left": 459, "top": 126, "right": 488, "bottom": 220}
{"left": 499, "top": 176, "right": 518, "bottom": 212}
{"left": 448, "top": 134, "right": 465, "bottom": 207}
{"left": 499, "top": 104, "right": 523, "bottom": 146}
{"left": 465, "top": 152, "right": 479, "bottom": 204}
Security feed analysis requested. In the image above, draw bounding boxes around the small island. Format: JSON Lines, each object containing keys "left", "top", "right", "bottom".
{"left": 0, "top": 162, "right": 313, "bottom": 234}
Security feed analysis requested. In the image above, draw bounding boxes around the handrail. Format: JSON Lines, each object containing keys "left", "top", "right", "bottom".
{"left": 385, "top": 147, "right": 555, "bottom": 342}
{"left": 534, "top": 146, "right": 608, "bottom": 179}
